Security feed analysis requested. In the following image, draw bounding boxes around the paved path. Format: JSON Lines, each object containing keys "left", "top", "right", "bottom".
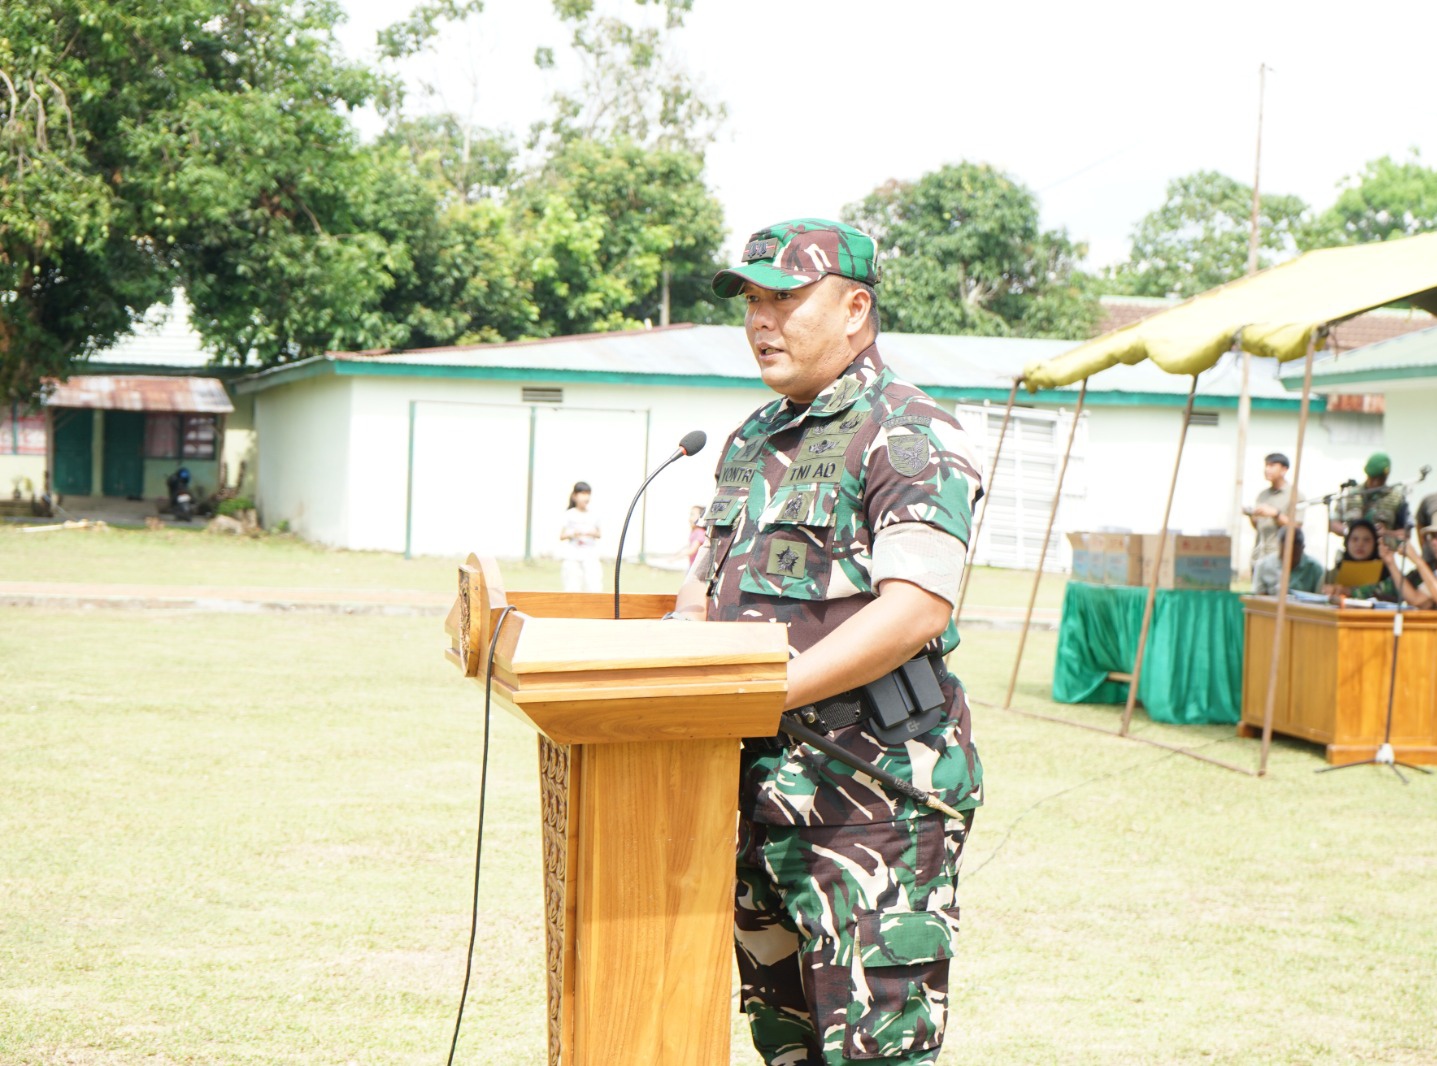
{"left": 0, "top": 580, "right": 1060, "bottom": 627}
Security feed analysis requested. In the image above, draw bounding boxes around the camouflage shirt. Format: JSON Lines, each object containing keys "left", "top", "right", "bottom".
{"left": 1337, "top": 483, "right": 1409, "bottom": 530}
{"left": 703, "top": 345, "right": 984, "bottom": 826}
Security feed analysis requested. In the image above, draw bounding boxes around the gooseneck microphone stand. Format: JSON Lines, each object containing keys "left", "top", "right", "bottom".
{"left": 1319, "top": 546, "right": 1432, "bottom": 783}
{"left": 612, "top": 430, "right": 706, "bottom": 619}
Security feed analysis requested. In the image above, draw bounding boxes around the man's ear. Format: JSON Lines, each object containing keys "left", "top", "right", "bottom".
{"left": 843, "top": 283, "right": 873, "bottom": 341}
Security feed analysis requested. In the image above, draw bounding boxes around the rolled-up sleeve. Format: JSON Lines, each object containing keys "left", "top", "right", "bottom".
{"left": 871, "top": 522, "right": 967, "bottom": 606}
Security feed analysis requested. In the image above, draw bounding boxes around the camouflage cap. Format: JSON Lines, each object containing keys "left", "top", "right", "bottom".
{"left": 712, "top": 218, "right": 879, "bottom": 298}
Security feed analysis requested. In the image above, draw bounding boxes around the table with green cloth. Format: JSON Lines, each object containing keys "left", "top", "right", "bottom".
{"left": 1052, "top": 581, "right": 1244, "bottom": 724}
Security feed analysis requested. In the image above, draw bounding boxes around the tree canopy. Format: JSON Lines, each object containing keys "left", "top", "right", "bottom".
{"left": 1104, "top": 170, "right": 1308, "bottom": 299}
{"left": 0, "top": 0, "right": 407, "bottom": 400}
{"left": 0, "top": 0, "right": 730, "bottom": 402}
{"left": 842, "top": 163, "right": 1099, "bottom": 339}
{"left": 1302, "top": 152, "right": 1437, "bottom": 248}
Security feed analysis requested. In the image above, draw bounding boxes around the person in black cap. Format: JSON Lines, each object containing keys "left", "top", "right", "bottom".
{"left": 1247, "top": 452, "right": 1303, "bottom": 565}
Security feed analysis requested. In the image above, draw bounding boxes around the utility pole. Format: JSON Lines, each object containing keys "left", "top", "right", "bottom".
{"left": 1232, "top": 62, "right": 1268, "bottom": 579}
{"left": 660, "top": 267, "right": 671, "bottom": 327}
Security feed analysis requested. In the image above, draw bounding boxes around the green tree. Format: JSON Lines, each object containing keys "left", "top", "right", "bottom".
{"left": 1106, "top": 170, "right": 1308, "bottom": 299}
{"left": 842, "top": 163, "right": 1099, "bottom": 339}
{"left": 1302, "top": 152, "right": 1437, "bottom": 248}
{"left": 513, "top": 137, "right": 727, "bottom": 334}
{"left": 0, "top": 0, "right": 466, "bottom": 399}
{"left": 357, "top": 140, "right": 540, "bottom": 348}
{"left": 534, "top": 0, "right": 722, "bottom": 155}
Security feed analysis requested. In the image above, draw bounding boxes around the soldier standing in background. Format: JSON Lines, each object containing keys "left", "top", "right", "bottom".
{"left": 671, "top": 219, "right": 983, "bottom": 1066}
{"left": 1331, "top": 452, "right": 1411, "bottom": 535}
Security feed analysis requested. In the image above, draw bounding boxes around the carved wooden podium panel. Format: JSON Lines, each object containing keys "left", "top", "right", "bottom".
{"left": 446, "top": 557, "right": 787, "bottom": 1066}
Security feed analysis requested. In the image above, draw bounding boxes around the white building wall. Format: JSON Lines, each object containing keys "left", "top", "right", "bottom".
{"left": 336, "top": 374, "right": 774, "bottom": 558}
{"left": 254, "top": 367, "right": 1393, "bottom": 571}
{"left": 1380, "top": 386, "right": 1437, "bottom": 483}
{"left": 0, "top": 455, "right": 45, "bottom": 496}
{"left": 252, "top": 374, "right": 352, "bottom": 544}
{"left": 1077, "top": 404, "right": 1383, "bottom": 567}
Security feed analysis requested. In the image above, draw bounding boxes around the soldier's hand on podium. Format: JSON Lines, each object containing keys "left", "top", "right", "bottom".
{"left": 662, "top": 604, "right": 705, "bottom": 621}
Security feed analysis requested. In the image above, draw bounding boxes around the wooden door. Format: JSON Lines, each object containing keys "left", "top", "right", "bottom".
{"left": 51, "top": 408, "right": 93, "bottom": 495}
{"left": 102, "top": 411, "right": 145, "bottom": 498}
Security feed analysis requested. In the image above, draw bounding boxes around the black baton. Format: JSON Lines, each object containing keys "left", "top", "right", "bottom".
{"left": 778, "top": 713, "right": 963, "bottom": 819}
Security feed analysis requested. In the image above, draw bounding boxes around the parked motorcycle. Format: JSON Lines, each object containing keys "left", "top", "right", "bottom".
{"left": 166, "top": 467, "right": 194, "bottom": 522}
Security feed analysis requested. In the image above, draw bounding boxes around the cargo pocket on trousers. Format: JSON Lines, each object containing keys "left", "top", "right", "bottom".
{"left": 844, "top": 907, "right": 960, "bottom": 1060}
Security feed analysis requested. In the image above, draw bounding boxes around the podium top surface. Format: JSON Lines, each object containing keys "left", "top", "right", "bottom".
{"left": 446, "top": 560, "right": 789, "bottom": 745}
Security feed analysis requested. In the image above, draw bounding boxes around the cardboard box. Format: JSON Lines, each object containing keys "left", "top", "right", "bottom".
{"left": 1066, "top": 532, "right": 1095, "bottom": 583}
{"left": 1095, "top": 533, "right": 1144, "bottom": 586}
{"left": 1067, "top": 531, "right": 1143, "bottom": 586}
{"left": 1141, "top": 533, "right": 1232, "bottom": 590}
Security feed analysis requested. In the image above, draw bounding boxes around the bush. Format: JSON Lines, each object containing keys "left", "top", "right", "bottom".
{"left": 216, "top": 496, "right": 255, "bottom": 517}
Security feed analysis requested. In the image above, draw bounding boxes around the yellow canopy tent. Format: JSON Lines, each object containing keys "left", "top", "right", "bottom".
{"left": 1023, "top": 231, "right": 1437, "bottom": 389}
{"left": 975, "top": 232, "right": 1437, "bottom": 777}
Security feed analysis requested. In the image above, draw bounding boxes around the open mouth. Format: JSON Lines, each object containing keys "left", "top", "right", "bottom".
{"left": 756, "top": 343, "right": 784, "bottom": 358}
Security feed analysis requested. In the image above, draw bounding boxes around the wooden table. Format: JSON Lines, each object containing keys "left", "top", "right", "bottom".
{"left": 1238, "top": 597, "right": 1437, "bottom": 765}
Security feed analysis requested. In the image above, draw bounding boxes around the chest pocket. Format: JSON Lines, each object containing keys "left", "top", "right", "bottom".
{"left": 738, "top": 485, "right": 841, "bottom": 601}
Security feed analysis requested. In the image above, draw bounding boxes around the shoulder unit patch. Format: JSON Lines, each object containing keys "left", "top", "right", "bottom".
{"left": 886, "top": 433, "right": 931, "bottom": 477}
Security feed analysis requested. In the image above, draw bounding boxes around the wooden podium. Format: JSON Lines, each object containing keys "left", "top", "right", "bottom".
{"left": 1238, "top": 597, "right": 1437, "bottom": 765}
{"left": 445, "top": 557, "right": 788, "bottom": 1066}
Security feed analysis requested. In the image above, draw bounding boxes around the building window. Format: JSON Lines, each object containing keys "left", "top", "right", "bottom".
{"left": 145, "top": 413, "right": 218, "bottom": 460}
{"left": 145, "top": 414, "right": 181, "bottom": 458}
{"left": 1, "top": 405, "right": 46, "bottom": 455}
{"left": 182, "top": 414, "right": 218, "bottom": 460}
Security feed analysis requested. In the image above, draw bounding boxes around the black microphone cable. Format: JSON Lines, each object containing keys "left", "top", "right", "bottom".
{"left": 445, "top": 603, "right": 517, "bottom": 1066}
{"left": 612, "top": 430, "right": 706, "bottom": 619}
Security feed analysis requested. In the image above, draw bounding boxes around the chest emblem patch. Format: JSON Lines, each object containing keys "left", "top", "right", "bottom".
{"left": 765, "top": 540, "right": 809, "bottom": 579}
{"left": 887, "top": 433, "right": 930, "bottom": 477}
{"left": 704, "top": 496, "right": 742, "bottom": 525}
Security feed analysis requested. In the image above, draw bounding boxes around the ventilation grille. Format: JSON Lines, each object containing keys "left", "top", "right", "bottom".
{"left": 1187, "top": 409, "right": 1220, "bottom": 427}
{"left": 522, "top": 386, "right": 564, "bottom": 404}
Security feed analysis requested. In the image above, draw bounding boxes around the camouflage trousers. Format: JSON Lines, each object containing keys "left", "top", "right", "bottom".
{"left": 735, "top": 810, "right": 973, "bottom": 1065}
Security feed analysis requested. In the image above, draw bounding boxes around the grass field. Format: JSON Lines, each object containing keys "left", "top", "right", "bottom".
{"left": 0, "top": 524, "right": 1068, "bottom": 611}
{"left": 2, "top": 532, "right": 1434, "bottom": 1064}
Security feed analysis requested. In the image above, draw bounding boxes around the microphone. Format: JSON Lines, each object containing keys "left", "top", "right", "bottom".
{"left": 613, "top": 431, "right": 707, "bottom": 619}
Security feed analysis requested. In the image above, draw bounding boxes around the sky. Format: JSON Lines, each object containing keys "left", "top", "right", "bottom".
{"left": 335, "top": 0, "right": 1437, "bottom": 269}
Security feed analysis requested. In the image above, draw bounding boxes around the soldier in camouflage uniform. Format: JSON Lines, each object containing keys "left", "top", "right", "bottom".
{"left": 672, "top": 219, "right": 984, "bottom": 1066}
{"left": 1331, "top": 452, "right": 1411, "bottom": 534}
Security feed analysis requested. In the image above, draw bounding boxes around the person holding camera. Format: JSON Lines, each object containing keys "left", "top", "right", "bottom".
{"left": 1377, "top": 524, "right": 1437, "bottom": 609}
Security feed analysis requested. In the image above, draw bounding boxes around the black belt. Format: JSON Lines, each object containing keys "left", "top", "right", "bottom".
{"left": 748, "top": 651, "right": 947, "bottom": 747}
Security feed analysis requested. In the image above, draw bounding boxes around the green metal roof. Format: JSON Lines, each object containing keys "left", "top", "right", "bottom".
{"left": 1278, "top": 325, "right": 1437, "bottom": 392}
{"left": 235, "top": 324, "right": 1329, "bottom": 412}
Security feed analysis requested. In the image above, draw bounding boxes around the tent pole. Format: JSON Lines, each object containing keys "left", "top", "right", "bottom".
{"left": 1258, "top": 330, "right": 1320, "bottom": 775}
{"left": 1231, "top": 346, "right": 1253, "bottom": 579}
{"left": 1003, "top": 379, "right": 1086, "bottom": 709}
{"left": 1119, "top": 374, "right": 1200, "bottom": 736}
{"left": 954, "top": 377, "right": 1021, "bottom": 625}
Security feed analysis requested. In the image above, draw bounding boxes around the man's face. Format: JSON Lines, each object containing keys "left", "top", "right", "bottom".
{"left": 742, "top": 277, "right": 863, "bottom": 403}
{"left": 1264, "top": 461, "right": 1286, "bottom": 485}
